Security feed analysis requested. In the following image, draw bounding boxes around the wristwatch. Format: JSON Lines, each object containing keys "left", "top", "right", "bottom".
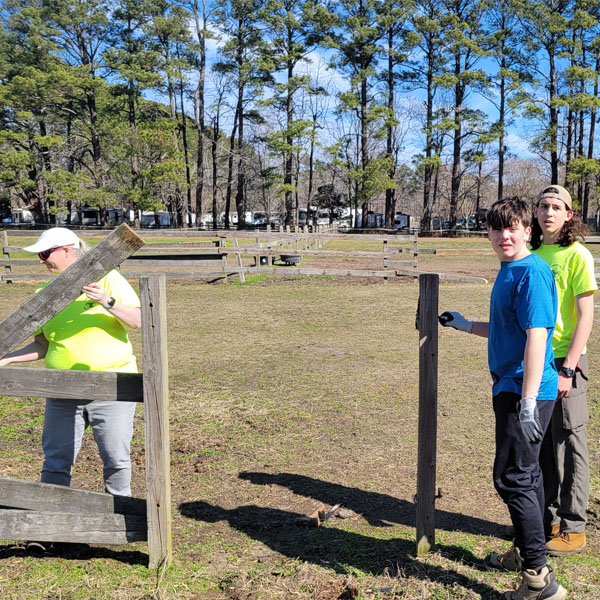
{"left": 559, "top": 366, "right": 575, "bottom": 378}
{"left": 103, "top": 296, "right": 116, "bottom": 310}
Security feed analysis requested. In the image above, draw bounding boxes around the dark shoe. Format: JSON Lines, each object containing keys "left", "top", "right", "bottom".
{"left": 546, "top": 531, "right": 586, "bottom": 556}
{"left": 485, "top": 545, "right": 522, "bottom": 571}
{"left": 504, "top": 565, "right": 567, "bottom": 600}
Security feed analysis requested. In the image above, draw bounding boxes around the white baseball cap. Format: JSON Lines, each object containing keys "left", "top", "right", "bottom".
{"left": 23, "top": 227, "right": 81, "bottom": 253}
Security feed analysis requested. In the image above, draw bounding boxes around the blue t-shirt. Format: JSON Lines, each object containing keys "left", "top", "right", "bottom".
{"left": 488, "top": 253, "right": 558, "bottom": 400}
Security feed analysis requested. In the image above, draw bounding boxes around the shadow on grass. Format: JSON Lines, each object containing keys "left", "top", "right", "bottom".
{"left": 0, "top": 543, "right": 148, "bottom": 566}
{"left": 179, "top": 499, "right": 502, "bottom": 599}
{"left": 238, "top": 471, "right": 506, "bottom": 537}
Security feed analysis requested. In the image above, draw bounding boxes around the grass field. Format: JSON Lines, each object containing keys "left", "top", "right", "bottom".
{"left": 0, "top": 237, "right": 599, "bottom": 599}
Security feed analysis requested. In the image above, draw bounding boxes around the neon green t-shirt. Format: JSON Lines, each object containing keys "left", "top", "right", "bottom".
{"left": 534, "top": 241, "right": 597, "bottom": 358}
{"left": 35, "top": 270, "right": 140, "bottom": 372}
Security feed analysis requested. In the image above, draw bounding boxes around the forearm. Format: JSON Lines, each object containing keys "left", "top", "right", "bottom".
{"left": 471, "top": 321, "right": 489, "bottom": 338}
{"left": 0, "top": 336, "right": 48, "bottom": 366}
{"left": 108, "top": 303, "right": 141, "bottom": 329}
{"left": 563, "top": 293, "right": 594, "bottom": 369}
{"left": 522, "top": 328, "right": 548, "bottom": 398}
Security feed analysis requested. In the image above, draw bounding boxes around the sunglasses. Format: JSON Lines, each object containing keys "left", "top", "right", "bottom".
{"left": 38, "top": 243, "right": 75, "bottom": 261}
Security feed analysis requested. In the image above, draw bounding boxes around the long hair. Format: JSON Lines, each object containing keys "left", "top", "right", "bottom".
{"left": 487, "top": 196, "right": 532, "bottom": 230}
{"left": 530, "top": 210, "right": 588, "bottom": 250}
{"left": 73, "top": 238, "right": 91, "bottom": 256}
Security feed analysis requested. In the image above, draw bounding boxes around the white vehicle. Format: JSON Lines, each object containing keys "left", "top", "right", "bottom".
{"left": 9, "top": 208, "right": 35, "bottom": 224}
{"left": 316, "top": 209, "right": 330, "bottom": 226}
{"left": 393, "top": 213, "right": 409, "bottom": 230}
{"left": 141, "top": 210, "right": 170, "bottom": 228}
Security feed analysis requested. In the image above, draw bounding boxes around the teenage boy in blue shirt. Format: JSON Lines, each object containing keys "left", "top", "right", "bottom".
{"left": 440, "top": 197, "right": 566, "bottom": 600}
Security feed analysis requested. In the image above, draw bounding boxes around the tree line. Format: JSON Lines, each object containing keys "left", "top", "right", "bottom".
{"left": 1, "top": 0, "right": 600, "bottom": 230}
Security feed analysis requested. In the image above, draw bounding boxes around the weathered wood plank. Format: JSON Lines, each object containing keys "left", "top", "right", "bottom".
{"left": 0, "top": 224, "right": 145, "bottom": 357}
{"left": 1, "top": 273, "right": 50, "bottom": 281}
{"left": 416, "top": 274, "right": 439, "bottom": 556}
{"left": 140, "top": 276, "right": 172, "bottom": 569}
{"left": 123, "top": 258, "right": 224, "bottom": 267}
{"left": 0, "top": 478, "right": 146, "bottom": 515}
{"left": 118, "top": 270, "right": 227, "bottom": 280}
{"left": 0, "top": 367, "right": 143, "bottom": 402}
{"left": 384, "top": 260, "right": 418, "bottom": 268}
{"left": 0, "top": 509, "right": 147, "bottom": 544}
{"left": 0, "top": 259, "right": 40, "bottom": 266}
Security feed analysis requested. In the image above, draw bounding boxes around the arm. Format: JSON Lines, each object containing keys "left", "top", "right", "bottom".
{"left": 439, "top": 311, "right": 489, "bottom": 338}
{"left": 471, "top": 321, "right": 489, "bottom": 338}
{"left": 0, "top": 334, "right": 49, "bottom": 366}
{"left": 558, "top": 291, "right": 594, "bottom": 399}
{"left": 518, "top": 326, "right": 549, "bottom": 443}
{"left": 522, "top": 327, "right": 548, "bottom": 398}
{"left": 82, "top": 282, "right": 142, "bottom": 329}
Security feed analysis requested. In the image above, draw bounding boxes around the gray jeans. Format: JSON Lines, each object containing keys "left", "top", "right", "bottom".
{"left": 541, "top": 354, "right": 590, "bottom": 533}
{"left": 41, "top": 398, "right": 136, "bottom": 496}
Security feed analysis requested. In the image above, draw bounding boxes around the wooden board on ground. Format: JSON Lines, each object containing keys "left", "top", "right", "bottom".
{"left": 0, "top": 509, "right": 147, "bottom": 544}
{"left": 0, "top": 224, "right": 144, "bottom": 356}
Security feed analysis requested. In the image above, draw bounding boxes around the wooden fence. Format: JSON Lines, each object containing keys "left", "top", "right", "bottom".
{"left": 1, "top": 227, "right": 488, "bottom": 283}
{"left": 0, "top": 225, "right": 171, "bottom": 568}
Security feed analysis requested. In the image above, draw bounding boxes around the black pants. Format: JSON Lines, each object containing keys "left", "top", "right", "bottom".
{"left": 493, "top": 392, "right": 556, "bottom": 570}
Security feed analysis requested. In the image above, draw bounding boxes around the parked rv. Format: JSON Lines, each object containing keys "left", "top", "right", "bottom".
{"left": 5, "top": 208, "right": 34, "bottom": 224}
{"left": 141, "top": 210, "right": 170, "bottom": 228}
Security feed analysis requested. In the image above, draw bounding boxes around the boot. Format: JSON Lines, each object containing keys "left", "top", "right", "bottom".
{"left": 546, "top": 531, "right": 586, "bottom": 556}
{"left": 504, "top": 565, "right": 567, "bottom": 600}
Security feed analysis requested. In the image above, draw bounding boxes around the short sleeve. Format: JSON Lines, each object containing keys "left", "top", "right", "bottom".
{"left": 100, "top": 270, "right": 141, "bottom": 308}
{"left": 515, "top": 269, "right": 556, "bottom": 331}
{"left": 570, "top": 246, "right": 597, "bottom": 298}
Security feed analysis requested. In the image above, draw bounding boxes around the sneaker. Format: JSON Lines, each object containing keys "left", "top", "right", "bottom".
{"left": 504, "top": 565, "right": 567, "bottom": 600}
{"left": 485, "top": 545, "right": 523, "bottom": 571}
{"left": 546, "top": 531, "right": 586, "bottom": 556}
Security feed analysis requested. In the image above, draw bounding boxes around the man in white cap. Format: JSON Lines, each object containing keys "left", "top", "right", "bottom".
{"left": 0, "top": 227, "right": 141, "bottom": 499}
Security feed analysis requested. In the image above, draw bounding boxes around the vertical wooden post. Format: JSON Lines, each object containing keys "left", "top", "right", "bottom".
{"left": 416, "top": 273, "right": 439, "bottom": 556}
{"left": 140, "top": 275, "right": 172, "bottom": 569}
{"left": 413, "top": 232, "right": 419, "bottom": 282}
{"left": 219, "top": 236, "right": 228, "bottom": 284}
{"left": 2, "top": 230, "right": 12, "bottom": 284}
{"left": 233, "top": 237, "right": 245, "bottom": 283}
{"left": 383, "top": 239, "right": 388, "bottom": 283}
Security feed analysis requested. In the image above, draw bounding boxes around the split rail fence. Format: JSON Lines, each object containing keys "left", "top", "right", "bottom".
{"left": 0, "top": 225, "right": 171, "bottom": 568}
{"left": 2, "top": 226, "right": 487, "bottom": 284}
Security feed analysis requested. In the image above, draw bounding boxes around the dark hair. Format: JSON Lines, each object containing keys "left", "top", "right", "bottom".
{"left": 487, "top": 197, "right": 532, "bottom": 230}
{"left": 530, "top": 209, "right": 588, "bottom": 250}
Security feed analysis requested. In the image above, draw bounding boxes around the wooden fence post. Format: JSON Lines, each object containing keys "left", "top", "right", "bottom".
{"left": 233, "top": 237, "right": 245, "bottom": 283}
{"left": 1, "top": 230, "right": 11, "bottom": 284}
{"left": 416, "top": 273, "right": 439, "bottom": 555}
{"left": 140, "top": 275, "right": 172, "bottom": 569}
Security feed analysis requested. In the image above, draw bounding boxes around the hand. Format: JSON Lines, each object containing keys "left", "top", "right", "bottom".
{"left": 438, "top": 311, "right": 473, "bottom": 333}
{"left": 519, "top": 395, "right": 543, "bottom": 443}
{"left": 82, "top": 282, "right": 109, "bottom": 306}
{"left": 557, "top": 371, "right": 573, "bottom": 399}
{"left": 0, "top": 357, "right": 10, "bottom": 367}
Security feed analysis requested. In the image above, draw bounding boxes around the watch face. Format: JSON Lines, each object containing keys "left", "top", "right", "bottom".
{"left": 561, "top": 367, "right": 574, "bottom": 377}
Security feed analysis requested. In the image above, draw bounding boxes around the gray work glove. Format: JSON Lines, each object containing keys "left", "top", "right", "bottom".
{"left": 438, "top": 311, "right": 474, "bottom": 333}
{"left": 519, "top": 395, "right": 543, "bottom": 443}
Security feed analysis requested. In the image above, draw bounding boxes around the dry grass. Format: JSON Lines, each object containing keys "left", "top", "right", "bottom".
{"left": 0, "top": 238, "right": 599, "bottom": 599}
